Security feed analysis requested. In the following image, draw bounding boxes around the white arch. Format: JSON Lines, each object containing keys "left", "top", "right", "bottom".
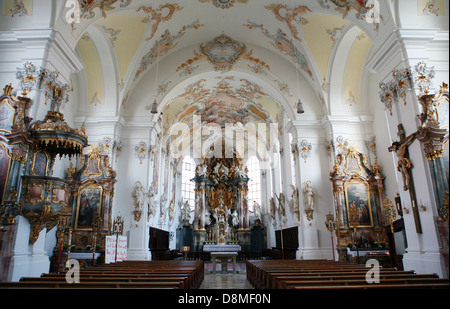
{"left": 328, "top": 25, "right": 362, "bottom": 114}
{"left": 86, "top": 24, "right": 122, "bottom": 115}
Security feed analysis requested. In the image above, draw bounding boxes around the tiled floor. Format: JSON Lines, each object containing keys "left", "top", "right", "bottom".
{"left": 200, "top": 263, "right": 253, "bottom": 289}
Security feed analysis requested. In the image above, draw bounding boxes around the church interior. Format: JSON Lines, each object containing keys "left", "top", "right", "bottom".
{"left": 0, "top": 0, "right": 448, "bottom": 290}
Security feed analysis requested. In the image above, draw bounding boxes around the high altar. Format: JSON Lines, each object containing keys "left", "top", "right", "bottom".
{"left": 186, "top": 155, "right": 252, "bottom": 251}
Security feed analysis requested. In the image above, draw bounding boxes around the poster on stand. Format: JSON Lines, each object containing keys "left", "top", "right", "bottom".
{"left": 105, "top": 235, "right": 117, "bottom": 264}
{"left": 116, "top": 236, "right": 127, "bottom": 262}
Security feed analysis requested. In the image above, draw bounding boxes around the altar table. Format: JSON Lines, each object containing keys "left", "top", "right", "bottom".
{"left": 203, "top": 244, "right": 241, "bottom": 252}
{"left": 210, "top": 252, "right": 238, "bottom": 275}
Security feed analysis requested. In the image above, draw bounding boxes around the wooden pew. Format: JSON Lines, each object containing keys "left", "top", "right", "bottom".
{"left": 0, "top": 281, "right": 183, "bottom": 289}
{"left": 282, "top": 278, "right": 449, "bottom": 289}
{"left": 0, "top": 260, "right": 204, "bottom": 289}
{"left": 246, "top": 260, "right": 449, "bottom": 289}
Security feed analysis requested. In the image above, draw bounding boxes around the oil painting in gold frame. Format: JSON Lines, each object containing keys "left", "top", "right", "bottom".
{"left": 344, "top": 179, "right": 373, "bottom": 227}
{"left": 74, "top": 184, "right": 103, "bottom": 230}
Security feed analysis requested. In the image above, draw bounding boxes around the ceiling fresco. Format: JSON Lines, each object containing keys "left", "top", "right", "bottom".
{"left": 70, "top": 0, "right": 381, "bottom": 130}
{"left": 162, "top": 76, "right": 279, "bottom": 133}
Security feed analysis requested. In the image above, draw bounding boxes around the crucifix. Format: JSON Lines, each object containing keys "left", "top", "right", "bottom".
{"left": 388, "top": 124, "right": 422, "bottom": 233}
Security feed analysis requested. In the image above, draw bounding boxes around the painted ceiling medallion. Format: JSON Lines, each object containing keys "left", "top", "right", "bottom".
{"left": 200, "top": 34, "right": 246, "bottom": 72}
{"left": 199, "top": 0, "right": 248, "bottom": 9}
{"left": 213, "top": 0, "right": 235, "bottom": 9}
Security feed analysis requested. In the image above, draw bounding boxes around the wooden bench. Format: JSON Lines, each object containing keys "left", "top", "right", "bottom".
{"left": 0, "top": 281, "right": 183, "bottom": 289}
{"left": 282, "top": 278, "right": 449, "bottom": 289}
{"left": 246, "top": 260, "right": 449, "bottom": 290}
{"left": 0, "top": 260, "right": 204, "bottom": 289}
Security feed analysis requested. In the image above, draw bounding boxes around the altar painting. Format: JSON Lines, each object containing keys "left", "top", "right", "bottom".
{"left": 75, "top": 185, "right": 102, "bottom": 230}
{"left": 0, "top": 99, "right": 15, "bottom": 133}
{"left": 345, "top": 180, "right": 373, "bottom": 227}
{"left": 32, "top": 152, "right": 48, "bottom": 176}
{"left": 0, "top": 144, "right": 11, "bottom": 202}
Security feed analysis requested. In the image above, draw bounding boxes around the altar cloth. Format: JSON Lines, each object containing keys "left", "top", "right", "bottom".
{"left": 203, "top": 244, "right": 241, "bottom": 252}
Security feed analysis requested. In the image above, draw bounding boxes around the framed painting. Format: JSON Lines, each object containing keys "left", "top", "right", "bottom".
{"left": 0, "top": 98, "right": 15, "bottom": 133}
{"left": 344, "top": 180, "right": 373, "bottom": 227}
{"left": 52, "top": 186, "right": 68, "bottom": 205}
{"left": 83, "top": 156, "right": 102, "bottom": 177}
{"left": 75, "top": 184, "right": 103, "bottom": 230}
{"left": 0, "top": 144, "right": 11, "bottom": 203}
{"left": 31, "top": 151, "right": 48, "bottom": 176}
{"left": 27, "top": 183, "right": 44, "bottom": 205}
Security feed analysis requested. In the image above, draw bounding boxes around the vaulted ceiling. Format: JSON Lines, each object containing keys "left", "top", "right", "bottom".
{"left": 65, "top": 0, "right": 385, "bottom": 134}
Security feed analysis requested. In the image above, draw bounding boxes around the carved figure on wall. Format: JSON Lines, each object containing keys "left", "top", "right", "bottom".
{"left": 253, "top": 201, "right": 262, "bottom": 221}
{"left": 289, "top": 185, "right": 300, "bottom": 221}
{"left": 303, "top": 181, "right": 315, "bottom": 210}
{"left": 231, "top": 209, "right": 239, "bottom": 227}
{"left": 159, "top": 192, "right": 167, "bottom": 225}
{"left": 147, "top": 186, "right": 156, "bottom": 221}
{"left": 388, "top": 132, "right": 418, "bottom": 191}
{"left": 204, "top": 209, "right": 211, "bottom": 226}
{"left": 269, "top": 197, "right": 277, "bottom": 222}
{"left": 132, "top": 181, "right": 146, "bottom": 210}
{"left": 275, "top": 193, "right": 286, "bottom": 217}
{"left": 180, "top": 200, "right": 192, "bottom": 222}
{"left": 196, "top": 162, "right": 207, "bottom": 177}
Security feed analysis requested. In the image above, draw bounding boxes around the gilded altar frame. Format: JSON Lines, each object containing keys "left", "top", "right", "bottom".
{"left": 329, "top": 145, "right": 387, "bottom": 250}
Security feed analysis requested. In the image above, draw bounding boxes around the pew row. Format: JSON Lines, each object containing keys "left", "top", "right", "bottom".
{"left": 0, "top": 260, "right": 204, "bottom": 289}
{"left": 246, "top": 259, "right": 449, "bottom": 289}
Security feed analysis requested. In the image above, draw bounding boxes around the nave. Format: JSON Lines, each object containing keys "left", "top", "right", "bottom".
{"left": 0, "top": 0, "right": 448, "bottom": 285}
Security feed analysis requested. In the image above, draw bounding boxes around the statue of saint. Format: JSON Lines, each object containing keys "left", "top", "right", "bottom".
{"left": 180, "top": 200, "right": 192, "bottom": 222}
{"left": 253, "top": 201, "right": 262, "bottom": 221}
{"left": 303, "top": 181, "right": 315, "bottom": 210}
{"left": 132, "top": 181, "right": 146, "bottom": 210}
{"left": 147, "top": 186, "right": 156, "bottom": 221}
{"left": 231, "top": 210, "right": 239, "bottom": 227}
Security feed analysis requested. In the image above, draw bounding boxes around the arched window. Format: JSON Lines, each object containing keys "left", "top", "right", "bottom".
{"left": 181, "top": 156, "right": 196, "bottom": 209}
{"left": 247, "top": 156, "right": 261, "bottom": 212}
